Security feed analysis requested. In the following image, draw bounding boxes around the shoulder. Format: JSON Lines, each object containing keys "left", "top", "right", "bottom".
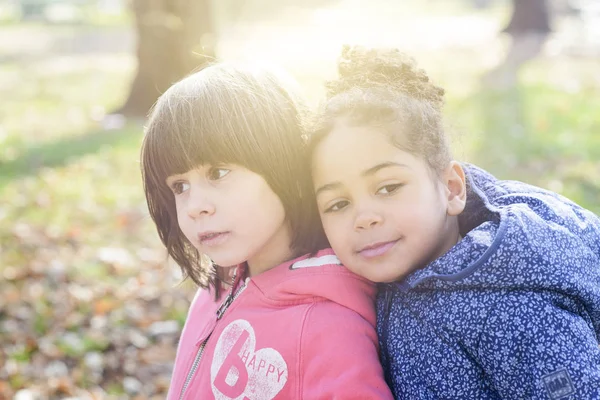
{"left": 284, "top": 249, "right": 373, "bottom": 286}
{"left": 476, "top": 291, "right": 600, "bottom": 398}
{"left": 254, "top": 248, "right": 374, "bottom": 298}
{"left": 304, "top": 300, "right": 376, "bottom": 331}
{"left": 189, "top": 286, "right": 218, "bottom": 311}
{"left": 480, "top": 290, "right": 595, "bottom": 346}
{"left": 182, "top": 287, "right": 223, "bottom": 336}
{"left": 299, "top": 302, "right": 380, "bottom": 369}
{"left": 300, "top": 301, "right": 379, "bottom": 354}
{"left": 298, "top": 301, "right": 392, "bottom": 398}
{"left": 298, "top": 298, "right": 379, "bottom": 351}
{"left": 288, "top": 249, "right": 343, "bottom": 270}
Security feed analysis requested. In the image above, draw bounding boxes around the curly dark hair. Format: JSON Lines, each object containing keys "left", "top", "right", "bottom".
{"left": 310, "top": 45, "right": 451, "bottom": 175}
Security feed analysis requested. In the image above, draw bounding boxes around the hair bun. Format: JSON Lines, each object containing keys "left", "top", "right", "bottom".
{"left": 327, "top": 45, "right": 445, "bottom": 107}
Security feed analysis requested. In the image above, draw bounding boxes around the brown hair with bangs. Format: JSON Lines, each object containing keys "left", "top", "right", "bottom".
{"left": 141, "top": 62, "right": 327, "bottom": 296}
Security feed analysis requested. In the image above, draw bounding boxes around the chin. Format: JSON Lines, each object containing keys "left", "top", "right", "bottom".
{"left": 370, "top": 275, "right": 395, "bottom": 284}
{"left": 369, "top": 268, "right": 403, "bottom": 284}
{"left": 209, "top": 255, "right": 243, "bottom": 268}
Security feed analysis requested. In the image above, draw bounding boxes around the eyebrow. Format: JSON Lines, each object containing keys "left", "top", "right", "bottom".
{"left": 315, "top": 162, "right": 410, "bottom": 197}
{"left": 362, "top": 161, "right": 410, "bottom": 177}
{"left": 315, "top": 182, "right": 342, "bottom": 198}
{"left": 165, "top": 175, "right": 179, "bottom": 185}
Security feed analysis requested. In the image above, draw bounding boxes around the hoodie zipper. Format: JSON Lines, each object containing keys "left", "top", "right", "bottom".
{"left": 178, "top": 278, "right": 247, "bottom": 400}
{"left": 216, "top": 279, "right": 247, "bottom": 319}
{"left": 178, "top": 339, "right": 208, "bottom": 400}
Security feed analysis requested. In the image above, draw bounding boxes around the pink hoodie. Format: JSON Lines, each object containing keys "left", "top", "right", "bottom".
{"left": 167, "top": 249, "right": 393, "bottom": 399}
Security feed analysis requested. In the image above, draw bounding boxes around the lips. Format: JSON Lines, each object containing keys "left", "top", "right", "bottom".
{"left": 357, "top": 240, "right": 398, "bottom": 258}
{"left": 197, "top": 231, "right": 230, "bottom": 247}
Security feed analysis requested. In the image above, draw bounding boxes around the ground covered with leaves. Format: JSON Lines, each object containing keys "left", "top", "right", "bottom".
{"left": 0, "top": 28, "right": 196, "bottom": 397}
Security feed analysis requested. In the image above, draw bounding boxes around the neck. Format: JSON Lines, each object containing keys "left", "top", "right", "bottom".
{"left": 440, "top": 216, "right": 462, "bottom": 257}
{"left": 246, "top": 223, "right": 295, "bottom": 277}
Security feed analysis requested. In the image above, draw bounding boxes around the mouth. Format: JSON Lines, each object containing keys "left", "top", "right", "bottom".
{"left": 197, "top": 231, "right": 230, "bottom": 247}
{"left": 356, "top": 240, "right": 398, "bottom": 258}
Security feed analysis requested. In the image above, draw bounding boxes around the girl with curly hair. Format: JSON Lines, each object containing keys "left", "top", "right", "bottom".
{"left": 310, "top": 46, "right": 600, "bottom": 399}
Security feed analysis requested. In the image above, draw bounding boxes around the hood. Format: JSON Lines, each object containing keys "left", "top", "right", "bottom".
{"left": 385, "top": 164, "right": 600, "bottom": 327}
{"left": 248, "top": 248, "right": 377, "bottom": 326}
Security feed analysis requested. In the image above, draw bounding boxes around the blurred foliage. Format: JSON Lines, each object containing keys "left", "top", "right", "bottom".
{"left": 450, "top": 80, "right": 600, "bottom": 214}
{"left": 0, "top": 0, "right": 131, "bottom": 26}
{"left": 0, "top": 24, "right": 194, "bottom": 398}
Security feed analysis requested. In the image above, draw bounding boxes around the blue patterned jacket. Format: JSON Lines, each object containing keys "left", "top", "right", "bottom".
{"left": 378, "top": 164, "right": 600, "bottom": 399}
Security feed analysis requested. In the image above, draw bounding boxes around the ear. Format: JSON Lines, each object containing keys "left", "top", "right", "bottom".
{"left": 443, "top": 161, "right": 467, "bottom": 216}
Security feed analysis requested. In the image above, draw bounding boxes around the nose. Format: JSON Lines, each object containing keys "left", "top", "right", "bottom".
{"left": 354, "top": 208, "right": 382, "bottom": 231}
{"left": 185, "top": 187, "right": 216, "bottom": 219}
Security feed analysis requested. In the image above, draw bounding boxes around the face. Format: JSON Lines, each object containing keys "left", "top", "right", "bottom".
{"left": 312, "top": 124, "right": 465, "bottom": 283}
{"left": 166, "top": 165, "right": 292, "bottom": 276}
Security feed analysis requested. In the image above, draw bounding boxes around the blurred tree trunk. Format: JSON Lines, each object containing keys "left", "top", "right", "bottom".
{"left": 116, "top": 0, "right": 215, "bottom": 117}
{"left": 502, "top": 0, "right": 551, "bottom": 37}
{"left": 483, "top": 0, "right": 551, "bottom": 89}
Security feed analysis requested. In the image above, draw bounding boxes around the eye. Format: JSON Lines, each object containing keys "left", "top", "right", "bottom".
{"left": 207, "top": 167, "right": 230, "bottom": 181}
{"left": 170, "top": 181, "right": 190, "bottom": 195}
{"left": 377, "top": 183, "right": 403, "bottom": 195}
{"left": 324, "top": 200, "right": 350, "bottom": 213}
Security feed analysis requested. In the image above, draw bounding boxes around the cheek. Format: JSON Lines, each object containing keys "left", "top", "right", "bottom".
{"left": 253, "top": 189, "right": 286, "bottom": 227}
{"left": 270, "top": 202, "right": 286, "bottom": 227}
{"left": 398, "top": 209, "right": 429, "bottom": 236}
{"left": 173, "top": 198, "right": 193, "bottom": 230}
{"left": 176, "top": 210, "right": 190, "bottom": 234}
{"left": 321, "top": 217, "right": 347, "bottom": 249}
{"left": 174, "top": 201, "right": 185, "bottom": 225}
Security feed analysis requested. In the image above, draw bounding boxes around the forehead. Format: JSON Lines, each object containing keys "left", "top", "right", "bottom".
{"left": 321, "top": 123, "right": 391, "bottom": 155}
{"left": 312, "top": 125, "right": 405, "bottom": 178}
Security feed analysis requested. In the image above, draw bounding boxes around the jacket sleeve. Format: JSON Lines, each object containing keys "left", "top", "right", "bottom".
{"left": 477, "top": 292, "right": 600, "bottom": 399}
{"left": 298, "top": 301, "right": 393, "bottom": 399}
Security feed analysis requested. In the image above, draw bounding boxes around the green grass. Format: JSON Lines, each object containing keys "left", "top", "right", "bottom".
{"left": 0, "top": 54, "right": 133, "bottom": 159}
{"left": 0, "top": 3, "right": 131, "bottom": 26}
{"left": 449, "top": 82, "right": 600, "bottom": 214}
{"left": 0, "top": 126, "right": 145, "bottom": 235}
{"left": 0, "top": 49, "right": 160, "bottom": 312}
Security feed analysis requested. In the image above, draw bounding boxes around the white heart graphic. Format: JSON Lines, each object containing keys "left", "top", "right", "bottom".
{"left": 211, "top": 319, "right": 288, "bottom": 400}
